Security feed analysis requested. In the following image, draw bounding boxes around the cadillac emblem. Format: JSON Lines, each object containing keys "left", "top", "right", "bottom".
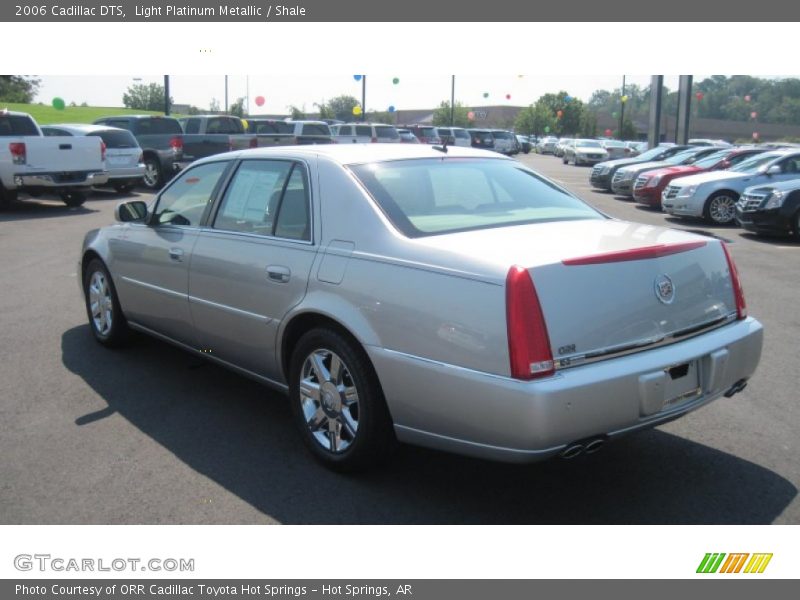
{"left": 654, "top": 274, "right": 675, "bottom": 304}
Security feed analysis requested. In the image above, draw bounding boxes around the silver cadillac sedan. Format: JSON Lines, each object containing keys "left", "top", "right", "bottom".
{"left": 79, "top": 145, "right": 763, "bottom": 471}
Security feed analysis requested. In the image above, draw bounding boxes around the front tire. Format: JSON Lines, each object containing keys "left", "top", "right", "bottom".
{"left": 289, "top": 328, "right": 396, "bottom": 471}
{"left": 0, "top": 185, "right": 18, "bottom": 209}
{"left": 61, "top": 190, "right": 86, "bottom": 207}
{"left": 83, "top": 259, "right": 128, "bottom": 347}
{"left": 704, "top": 191, "right": 739, "bottom": 225}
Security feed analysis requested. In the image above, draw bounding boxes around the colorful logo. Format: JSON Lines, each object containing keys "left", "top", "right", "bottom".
{"left": 696, "top": 553, "right": 773, "bottom": 574}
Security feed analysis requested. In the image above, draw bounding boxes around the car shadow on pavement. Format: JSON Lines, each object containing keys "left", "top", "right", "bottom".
{"left": 0, "top": 198, "right": 98, "bottom": 221}
{"left": 61, "top": 325, "right": 797, "bottom": 525}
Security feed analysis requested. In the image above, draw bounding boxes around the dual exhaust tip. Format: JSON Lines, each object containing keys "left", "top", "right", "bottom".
{"left": 560, "top": 436, "right": 608, "bottom": 460}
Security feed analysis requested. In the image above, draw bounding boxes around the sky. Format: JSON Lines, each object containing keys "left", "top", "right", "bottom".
{"left": 34, "top": 74, "right": 686, "bottom": 114}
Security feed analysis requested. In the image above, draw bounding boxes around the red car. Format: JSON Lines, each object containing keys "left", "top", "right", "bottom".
{"left": 633, "top": 147, "right": 766, "bottom": 207}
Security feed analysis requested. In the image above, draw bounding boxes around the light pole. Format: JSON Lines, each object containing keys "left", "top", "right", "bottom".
{"left": 361, "top": 75, "right": 366, "bottom": 122}
{"left": 618, "top": 74, "right": 626, "bottom": 139}
{"left": 450, "top": 75, "right": 455, "bottom": 126}
{"left": 164, "top": 75, "right": 170, "bottom": 116}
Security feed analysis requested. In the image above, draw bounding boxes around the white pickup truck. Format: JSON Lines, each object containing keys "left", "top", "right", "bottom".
{"left": 0, "top": 109, "right": 108, "bottom": 208}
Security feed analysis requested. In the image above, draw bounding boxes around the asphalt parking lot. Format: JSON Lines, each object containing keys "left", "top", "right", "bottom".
{"left": 1, "top": 154, "right": 798, "bottom": 525}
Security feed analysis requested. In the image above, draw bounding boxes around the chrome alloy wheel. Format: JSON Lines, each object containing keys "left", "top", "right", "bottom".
{"left": 709, "top": 194, "right": 737, "bottom": 224}
{"left": 143, "top": 161, "right": 160, "bottom": 188}
{"left": 299, "top": 349, "right": 359, "bottom": 453}
{"left": 88, "top": 271, "right": 113, "bottom": 336}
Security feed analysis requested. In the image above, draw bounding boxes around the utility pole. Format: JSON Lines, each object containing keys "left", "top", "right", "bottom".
{"left": 361, "top": 75, "right": 366, "bottom": 122}
{"left": 618, "top": 74, "right": 626, "bottom": 139}
{"left": 164, "top": 75, "right": 170, "bottom": 116}
{"left": 224, "top": 75, "right": 228, "bottom": 113}
{"left": 450, "top": 75, "right": 455, "bottom": 126}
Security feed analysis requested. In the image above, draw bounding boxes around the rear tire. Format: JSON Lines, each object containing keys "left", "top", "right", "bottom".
{"left": 289, "top": 327, "right": 396, "bottom": 472}
{"left": 704, "top": 191, "right": 739, "bottom": 225}
{"left": 142, "top": 157, "right": 163, "bottom": 190}
{"left": 83, "top": 259, "right": 128, "bottom": 347}
{"left": 0, "top": 185, "right": 18, "bottom": 209}
{"left": 113, "top": 183, "right": 135, "bottom": 194}
{"left": 61, "top": 191, "right": 86, "bottom": 207}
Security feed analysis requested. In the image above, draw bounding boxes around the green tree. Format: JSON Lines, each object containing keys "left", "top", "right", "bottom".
{"left": 326, "top": 95, "right": 360, "bottom": 121}
{"left": 579, "top": 110, "right": 598, "bottom": 138}
{"left": 314, "top": 101, "right": 335, "bottom": 120}
{"left": 123, "top": 82, "right": 171, "bottom": 111}
{"left": 367, "top": 110, "right": 394, "bottom": 124}
{"left": 288, "top": 105, "right": 306, "bottom": 120}
{"left": 0, "top": 75, "right": 40, "bottom": 103}
{"left": 209, "top": 98, "right": 220, "bottom": 112}
{"left": 617, "top": 116, "right": 638, "bottom": 140}
{"left": 230, "top": 97, "right": 245, "bottom": 117}
{"left": 431, "top": 101, "right": 470, "bottom": 127}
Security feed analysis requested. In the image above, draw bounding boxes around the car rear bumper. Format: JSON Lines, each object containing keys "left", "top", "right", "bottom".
{"left": 369, "top": 317, "right": 763, "bottom": 463}
{"left": 107, "top": 165, "right": 146, "bottom": 181}
{"left": 15, "top": 170, "right": 108, "bottom": 188}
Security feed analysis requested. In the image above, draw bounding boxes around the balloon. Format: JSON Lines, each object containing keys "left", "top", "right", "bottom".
{"left": 544, "top": 126, "right": 550, "bottom": 133}
{"left": 505, "top": 94, "right": 511, "bottom": 100}
{"left": 483, "top": 92, "right": 489, "bottom": 98}
{"left": 517, "top": 74, "right": 524, "bottom": 78}
{"left": 392, "top": 77, "right": 399, "bottom": 85}
{"left": 556, "top": 110, "right": 563, "bottom": 118}
{"left": 353, "top": 75, "right": 362, "bottom": 81}
{"left": 352, "top": 106, "right": 362, "bottom": 115}
{"left": 254, "top": 95, "right": 265, "bottom": 107}
{"left": 51, "top": 97, "right": 65, "bottom": 110}
{"left": 621, "top": 95, "right": 628, "bottom": 103}
{"left": 751, "top": 111, "right": 758, "bottom": 119}
{"left": 388, "top": 105, "right": 396, "bottom": 113}
{"left": 612, "top": 112, "right": 618, "bottom": 119}
{"left": 241, "top": 119, "right": 249, "bottom": 130}
{"left": 605, "top": 128, "right": 613, "bottom": 136}
{"left": 695, "top": 92, "right": 704, "bottom": 100}
{"left": 752, "top": 132, "right": 760, "bottom": 139}
{"left": 467, "top": 111, "right": 475, "bottom": 120}
{"left": 564, "top": 95, "right": 572, "bottom": 103}
{"left": 744, "top": 95, "right": 751, "bottom": 102}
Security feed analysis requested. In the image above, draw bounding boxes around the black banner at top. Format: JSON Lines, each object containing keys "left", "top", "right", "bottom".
{"left": 2, "top": 0, "right": 798, "bottom": 22}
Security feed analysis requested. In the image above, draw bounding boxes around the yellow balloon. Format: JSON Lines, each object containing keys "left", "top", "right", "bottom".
{"left": 352, "top": 106, "right": 362, "bottom": 116}
{"left": 621, "top": 95, "right": 629, "bottom": 103}
{"left": 241, "top": 119, "right": 249, "bottom": 130}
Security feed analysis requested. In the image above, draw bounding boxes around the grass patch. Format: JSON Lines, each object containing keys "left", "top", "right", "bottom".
{"left": 1, "top": 102, "right": 164, "bottom": 124}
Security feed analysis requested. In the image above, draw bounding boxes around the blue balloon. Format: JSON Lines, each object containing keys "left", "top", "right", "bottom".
{"left": 388, "top": 105, "right": 396, "bottom": 113}
{"left": 565, "top": 95, "right": 572, "bottom": 103}
{"left": 353, "top": 75, "right": 362, "bottom": 81}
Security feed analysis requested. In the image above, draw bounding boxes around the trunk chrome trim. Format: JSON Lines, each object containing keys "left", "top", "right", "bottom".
{"left": 555, "top": 313, "right": 738, "bottom": 369}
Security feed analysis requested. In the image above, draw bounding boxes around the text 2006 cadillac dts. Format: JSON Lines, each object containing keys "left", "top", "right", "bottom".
{"left": 79, "top": 145, "right": 763, "bottom": 471}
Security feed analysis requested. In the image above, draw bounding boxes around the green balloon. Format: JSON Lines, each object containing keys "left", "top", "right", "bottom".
{"left": 544, "top": 126, "right": 550, "bottom": 133}
{"left": 392, "top": 77, "right": 400, "bottom": 84}
{"left": 52, "top": 97, "right": 65, "bottom": 110}
{"left": 612, "top": 111, "right": 618, "bottom": 119}
{"left": 483, "top": 92, "right": 489, "bottom": 98}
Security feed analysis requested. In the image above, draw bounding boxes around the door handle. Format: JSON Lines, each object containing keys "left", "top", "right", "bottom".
{"left": 168, "top": 247, "right": 184, "bottom": 261}
{"left": 266, "top": 265, "right": 291, "bottom": 283}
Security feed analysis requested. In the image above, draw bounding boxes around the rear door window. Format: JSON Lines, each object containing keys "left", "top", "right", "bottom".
{"left": 134, "top": 118, "right": 182, "bottom": 135}
{"left": 375, "top": 126, "right": 400, "bottom": 140}
{"left": 301, "top": 123, "right": 331, "bottom": 136}
{"left": 355, "top": 126, "right": 372, "bottom": 137}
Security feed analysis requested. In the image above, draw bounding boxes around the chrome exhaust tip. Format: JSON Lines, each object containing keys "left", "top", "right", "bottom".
{"left": 584, "top": 437, "right": 607, "bottom": 454}
{"left": 560, "top": 444, "right": 584, "bottom": 459}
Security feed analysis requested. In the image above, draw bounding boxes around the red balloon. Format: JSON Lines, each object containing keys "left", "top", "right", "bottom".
{"left": 505, "top": 94, "right": 511, "bottom": 100}
{"left": 695, "top": 92, "right": 704, "bottom": 101}
{"left": 605, "top": 128, "right": 612, "bottom": 136}
{"left": 752, "top": 132, "right": 760, "bottom": 139}
{"left": 255, "top": 96, "right": 265, "bottom": 107}
{"left": 467, "top": 111, "right": 475, "bottom": 120}
{"left": 744, "top": 95, "right": 751, "bottom": 102}
{"left": 750, "top": 111, "right": 758, "bottom": 119}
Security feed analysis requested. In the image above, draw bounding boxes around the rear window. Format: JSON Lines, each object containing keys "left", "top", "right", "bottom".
{"left": 336, "top": 125, "right": 353, "bottom": 136}
{"left": 0, "top": 115, "right": 39, "bottom": 136}
{"left": 88, "top": 129, "right": 139, "bottom": 149}
{"left": 375, "top": 126, "right": 399, "bottom": 139}
{"left": 454, "top": 129, "right": 470, "bottom": 139}
{"left": 471, "top": 131, "right": 493, "bottom": 142}
{"left": 206, "top": 117, "right": 245, "bottom": 134}
{"left": 419, "top": 127, "right": 438, "bottom": 137}
{"left": 300, "top": 123, "right": 331, "bottom": 136}
{"left": 251, "top": 120, "right": 293, "bottom": 134}
{"left": 438, "top": 128, "right": 452, "bottom": 136}
{"left": 132, "top": 118, "right": 182, "bottom": 135}
{"left": 493, "top": 131, "right": 512, "bottom": 140}
{"left": 350, "top": 158, "right": 601, "bottom": 237}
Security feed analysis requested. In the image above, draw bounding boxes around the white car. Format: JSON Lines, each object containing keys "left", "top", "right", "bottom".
{"left": 663, "top": 149, "right": 800, "bottom": 225}
{"left": 42, "top": 124, "right": 145, "bottom": 193}
{"left": 436, "top": 127, "right": 472, "bottom": 147}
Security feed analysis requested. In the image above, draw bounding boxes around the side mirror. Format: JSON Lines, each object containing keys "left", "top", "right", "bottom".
{"left": 115, "top": 200, "right": 148, "bottom": 223}
{"left": 766, "top": 165, "right": 781, "bottom": 176}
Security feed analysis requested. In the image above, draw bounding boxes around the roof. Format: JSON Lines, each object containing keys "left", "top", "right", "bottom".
{"left": 197, "top": 143, "right": 509, "bottom": 166}
{"left": 41, "top": 123, "right": 126, "bottom": 134}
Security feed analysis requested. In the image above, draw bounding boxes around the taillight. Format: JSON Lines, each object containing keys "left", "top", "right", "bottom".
{"left": 100, "top": 141, "right": 107, "bottom": 162}
{"left": 249, "top": 138, "right": 257, "bottom": 148}
{"left": 169, "top": 136, "right": 183, "bottom": 152}
{"left": 506, "top": 266, "right": 554, "bottom": 379}
{"left": 721, "top": 243, "right": 747, "bottom": 319}
{"left": 9, "top": 142, "right": 26, "bottom": 165}
{"left": 371, "top": 137, "right": 378, "bottom": 143}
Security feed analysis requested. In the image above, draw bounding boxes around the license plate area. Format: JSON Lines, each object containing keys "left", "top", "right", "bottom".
{"left": 663, "top": 360, "right": 701, "bottom": 408}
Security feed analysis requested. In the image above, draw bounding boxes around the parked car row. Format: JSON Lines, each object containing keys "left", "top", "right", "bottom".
{"left": 587, "top": 141, "right": 800, "bottom": 238}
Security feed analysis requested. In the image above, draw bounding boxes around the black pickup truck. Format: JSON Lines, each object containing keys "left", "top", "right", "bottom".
{"left": 178, "top": 115, "right": 258, "bottom": 161}
{"left": 245, "top": 119, "right": 334, "bottom": 147}
{"left": 93, "top": 115, "right": 188, "bottom": 190}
